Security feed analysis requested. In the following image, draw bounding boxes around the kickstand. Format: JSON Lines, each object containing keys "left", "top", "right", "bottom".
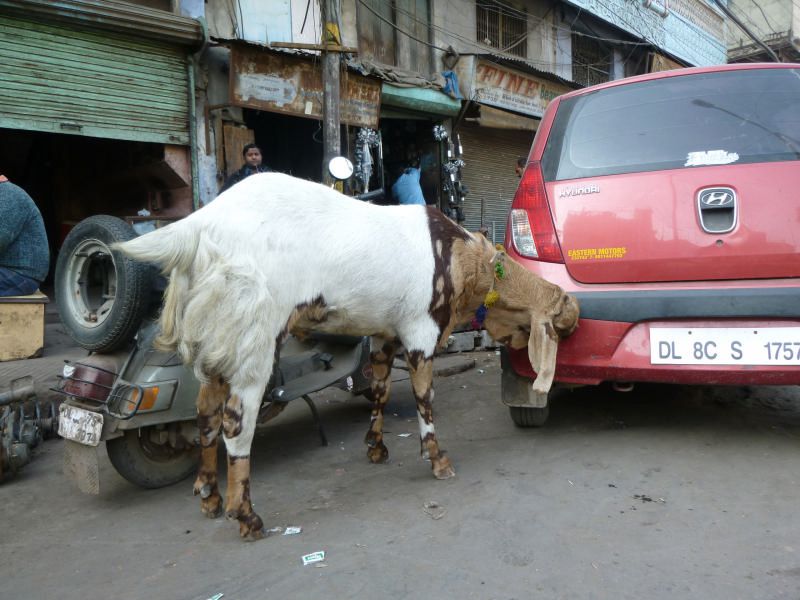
{"left": 302, "top": 394, "right": 328, "bottom": 447}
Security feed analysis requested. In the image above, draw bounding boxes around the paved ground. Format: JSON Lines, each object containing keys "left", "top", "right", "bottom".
{"left": 2, "top": 351, "right": 800, "bottom": 600}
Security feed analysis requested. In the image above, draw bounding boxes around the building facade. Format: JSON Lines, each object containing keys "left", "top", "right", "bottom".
{"left": 726, "top": 0, "right": 800, "bottom": 62}
{"left": 0, "top": 0, "right": 730, "bottom": 258}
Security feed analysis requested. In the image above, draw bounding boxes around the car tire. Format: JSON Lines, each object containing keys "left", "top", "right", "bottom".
{"left": 106, "top": 428, "right": 197, "bottom": 489}
{"left": 508, "top": 405, "right": 550, "bottom": 428}
{"left": 55, "top": 215, "right": 154, "bottom": 352}
{"left": 501, "top": 347, "right": 554, "bottom": 428}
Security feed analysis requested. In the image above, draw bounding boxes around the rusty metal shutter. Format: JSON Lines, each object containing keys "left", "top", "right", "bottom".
{"left": 0, "top": 0, "right": 204, "bottom": 48}
{"left": 459, "top": 124, "right": 534, "bottom": 244}
{"left": 0, "top": 15, "right": 190, "bottom": 144}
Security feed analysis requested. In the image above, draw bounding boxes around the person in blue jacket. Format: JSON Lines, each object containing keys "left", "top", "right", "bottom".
{"left": 391, "top": 159, "right": 427, "bottom": 206}
{"left": 0, "top": 175, "right": 49, "bottom": 296}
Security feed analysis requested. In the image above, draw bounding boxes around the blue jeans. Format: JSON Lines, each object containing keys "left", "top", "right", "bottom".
{"left": 0, "top": 267, "right": 39, "bottom": 296}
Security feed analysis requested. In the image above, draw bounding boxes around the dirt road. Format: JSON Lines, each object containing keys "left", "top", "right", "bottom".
{"left": 2, "top": 353, "right": 800, "bottom": 599}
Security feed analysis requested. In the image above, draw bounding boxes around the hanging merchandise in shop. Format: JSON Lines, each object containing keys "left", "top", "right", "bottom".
{"left": 435, "top": 125, "right": 467, "bottom": 224}
{"left": 230, "top": 45, "right": 381, "bottom": 129}
{"left": 354, "top": 128, "right": 383, "bottom": 193}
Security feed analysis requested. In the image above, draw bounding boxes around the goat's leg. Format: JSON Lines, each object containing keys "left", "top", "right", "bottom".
{"left": 222, "top": 383, "right": 267, "bottom": 540}
{"left": 193, "top": 378, "right": 227, "bottom": 518}
{"left": 406, "top": 350, "right": 455, "bottom": 480}
{"left": 364, "top": 338, "right": 397, "bottom": 464}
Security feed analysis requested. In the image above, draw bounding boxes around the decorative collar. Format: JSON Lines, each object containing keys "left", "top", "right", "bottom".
{"left": 471, "top": 244, "right": 506, "bottom": 330}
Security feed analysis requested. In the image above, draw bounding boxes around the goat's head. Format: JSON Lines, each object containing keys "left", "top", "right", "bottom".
{"left": 472, "top": 241, "right": 579, "bottom": 378}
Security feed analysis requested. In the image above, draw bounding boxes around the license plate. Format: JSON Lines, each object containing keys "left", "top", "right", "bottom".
{"left": 650, "top": 327, "right": 800, "bottom": 365}
{"left": 58, "top": 404, "right": 104, "bottom": 446}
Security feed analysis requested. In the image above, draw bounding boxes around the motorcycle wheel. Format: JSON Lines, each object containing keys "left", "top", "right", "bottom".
{"left": 55, "top": 215, "right": 155, "bottom": 353}
{"left": 106, "top": 428, "right": 197, "bottom": 489}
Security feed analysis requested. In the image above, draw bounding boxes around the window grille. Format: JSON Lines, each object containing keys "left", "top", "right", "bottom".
{"left": 571, "top": 33, "right": 612, "bottom": 86}
{"left": 476, "top": 0, "right": 527, "bottom": 58}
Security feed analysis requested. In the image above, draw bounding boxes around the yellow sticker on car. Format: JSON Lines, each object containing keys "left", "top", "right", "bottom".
{"left": 568, "top": 247, "right": 627, "bottom": 260}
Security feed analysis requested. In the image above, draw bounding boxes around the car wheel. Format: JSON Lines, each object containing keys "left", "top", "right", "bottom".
{"left": 106, "top": 428, "right": 197, "bottom": 489}
{"left": 508, "top": 405, "right": 550, "bottom": 428}
{"left": 55, "top": 215, "right": 154, "bottom": 352}
{"left": 500, "top": 347, "right": 555, "bottom": 427}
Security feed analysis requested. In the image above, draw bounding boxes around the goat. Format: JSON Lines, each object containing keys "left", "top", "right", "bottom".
{"left": 115, "top": 172, "right": 579, "bottom": 540}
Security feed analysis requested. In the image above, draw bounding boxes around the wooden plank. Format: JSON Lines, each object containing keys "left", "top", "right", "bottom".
{"left": 222, "top": 125, "right": 255, "bottom": 176}
{"left": 270, "top": 42, "right": 358, "bottom": 52}
{"left": 0, "top": 302, "right": 45, "bottom": 361}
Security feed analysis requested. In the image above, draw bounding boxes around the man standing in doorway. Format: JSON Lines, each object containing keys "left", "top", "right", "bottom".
{"left": 220, "top": 143, "right": 272, "bottom": 193}
{"left": 0, "top": 176, "right": 49, "bottom": 296}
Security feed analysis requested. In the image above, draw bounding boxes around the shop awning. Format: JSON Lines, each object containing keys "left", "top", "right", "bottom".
{"left": 381, "top": 83, "right": 461, "bottom": 117}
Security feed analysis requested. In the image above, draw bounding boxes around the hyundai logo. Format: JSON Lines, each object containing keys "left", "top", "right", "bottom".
{"left": 699, "top": 188, "right": 735, "bottom": 208}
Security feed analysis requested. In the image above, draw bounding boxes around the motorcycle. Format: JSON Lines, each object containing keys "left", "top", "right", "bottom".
{"left": 56, "top": 159, "right": 374, "bottom": 494}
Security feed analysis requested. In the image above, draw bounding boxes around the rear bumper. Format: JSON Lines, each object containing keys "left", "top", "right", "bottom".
{"left": 508, "top": 317, "right": 800, "bottom": 386}
{"left": 574, "top": 287, "right": 800, "bottom": 321}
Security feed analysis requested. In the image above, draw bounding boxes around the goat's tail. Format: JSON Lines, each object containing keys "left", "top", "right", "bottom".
{"left": 113, "top": 222, "right": 201, "bottom": 354}
{"left": 113, "top": 222, "right": 199, "bottom": 274}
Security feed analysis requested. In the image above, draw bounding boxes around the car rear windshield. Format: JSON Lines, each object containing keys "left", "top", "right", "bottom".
{"left": 542, "top": 68, "right": 800, "bottom": 181}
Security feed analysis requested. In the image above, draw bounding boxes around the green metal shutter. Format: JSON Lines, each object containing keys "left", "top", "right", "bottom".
{"left": 0, "top": 15, "right": 189, "bottom": 144}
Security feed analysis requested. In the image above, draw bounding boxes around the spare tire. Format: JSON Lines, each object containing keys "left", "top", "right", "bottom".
{"left": 55, "top": 215, "right": 154, "bottom": 352}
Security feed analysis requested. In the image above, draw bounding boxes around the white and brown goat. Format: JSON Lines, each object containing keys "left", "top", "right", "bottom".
{"left": 116, "top": 172, "right": 579, "bottom": 540}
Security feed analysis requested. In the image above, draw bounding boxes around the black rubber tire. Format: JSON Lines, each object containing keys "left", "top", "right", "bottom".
{"left": 55, "top": 215, "right": 154, "bottom": 352}
{"left": 106, "top": 428, "right": 197, "bottom": 489}
{"left": 509, "top": 405, "right": 550, "bottom": 428}
{"left": 501, "top": 347, "right": 552, "bottom": 428}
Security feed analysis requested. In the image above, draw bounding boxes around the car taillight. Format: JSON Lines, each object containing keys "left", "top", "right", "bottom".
{"left": 509, "top": 161, "right": 563, "bottom": 263}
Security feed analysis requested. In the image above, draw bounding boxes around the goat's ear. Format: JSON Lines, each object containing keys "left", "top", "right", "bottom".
{"left": 527, "top": 315, "right": 559, "bottom": 396}
{"left": 552, "top": 293, "right": 580, "bottom": 338}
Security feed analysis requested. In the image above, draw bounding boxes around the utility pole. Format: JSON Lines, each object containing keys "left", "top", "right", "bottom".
{"left": 321, "top": 0, "right": 342, "bottom": 184}
{"left": 271, "top": 2, "right": 355, "bottom": 184}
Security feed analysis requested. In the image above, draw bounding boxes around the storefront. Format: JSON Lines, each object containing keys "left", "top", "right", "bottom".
{"left": 0, "top": 2, "right": 203, "bottom": 264}
{"left": 213, "top": 43, "right": 381, "bottom": 187}
{"left": 454, "top": 57, "right": 576, "bottom": 242}
{"left": 458, "top": 124, "right": 534, "bottom": 243}
{"left": 374, "top": 84, "right": 461, "bottom": 209}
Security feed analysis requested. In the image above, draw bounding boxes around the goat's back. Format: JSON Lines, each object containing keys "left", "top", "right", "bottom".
{"left": 116, "top": 173, "right": 444, "bottom": 378}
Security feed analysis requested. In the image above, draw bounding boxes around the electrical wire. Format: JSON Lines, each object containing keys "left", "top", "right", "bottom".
{"left": 371, "top": 0, "right": 641, "bottom": 70}
{"left": 356, "top": 0, "right": 451, "bottom": 51}
{"left": 744, "top": 0, "right": 779, "bottom": 36}
{"left": 709, "top": 0, "right": 779, "bottom": 61}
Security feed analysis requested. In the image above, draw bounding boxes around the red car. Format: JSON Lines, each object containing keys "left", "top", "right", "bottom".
{"left": 503, "top": 63, "right": 800, "bottom": 427}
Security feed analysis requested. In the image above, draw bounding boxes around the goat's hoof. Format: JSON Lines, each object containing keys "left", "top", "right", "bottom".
{"left": 200, "top": 495, "right": 223, "bottom": 519}
{"left": 432, "top": 455, "right": 456, "bottom": 480}
{"left": 367, "top": 443, "right": 389, "bottom": 464}
{"left": 238, "top": 513, "right": 266, "bottom": 541}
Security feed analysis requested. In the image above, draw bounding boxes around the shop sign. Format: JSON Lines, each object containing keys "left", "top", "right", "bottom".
{"left": 231, "top": 45, "right": 381, "bottom": 128}
{"left": 474, "top": 60, "right": 573, "bottom": 118}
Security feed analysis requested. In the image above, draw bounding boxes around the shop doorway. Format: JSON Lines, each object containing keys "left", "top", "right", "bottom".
{"left": 0, "top": 128, "right": 193, "bottom": 282}
{"left": 380, "top": 116, "right": 442, "bottom": 207}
